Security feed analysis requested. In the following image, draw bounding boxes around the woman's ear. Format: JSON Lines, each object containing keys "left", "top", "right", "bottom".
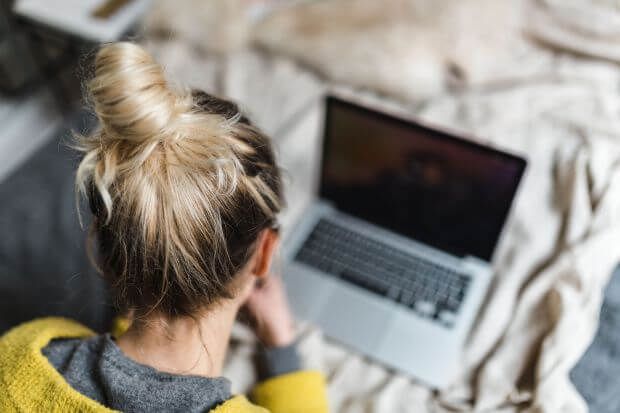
{"left": 253, "top": 229, "right": 280, "bottom": 279}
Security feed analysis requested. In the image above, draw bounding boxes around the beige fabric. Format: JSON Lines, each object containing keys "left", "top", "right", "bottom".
{"left": 253, "top": 0, "right": 534, "bottom": 101}
{"left": 526, "top": 0, "right": 620, "bottom": 63}
{"left": 143, "top": 1, "right": 620, "bottom": 411}
{"left": 145, "top": 0, "right": 536, "bottom": 101}
{"left": 142, "top": 0, "right": 251, "bottom": 53}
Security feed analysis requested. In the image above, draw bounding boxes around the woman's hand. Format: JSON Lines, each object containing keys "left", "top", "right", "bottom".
{"left": 244, "top": 274, "right": 297, "bottom": 348}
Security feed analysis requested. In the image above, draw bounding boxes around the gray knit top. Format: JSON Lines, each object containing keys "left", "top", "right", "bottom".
{"left": 42, "top": 334, "right": 300, "bottom": 412}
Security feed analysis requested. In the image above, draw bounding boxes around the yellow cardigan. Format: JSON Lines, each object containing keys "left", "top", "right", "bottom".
{"left": 0, "top": 318, "right": 328, "bottom": 413}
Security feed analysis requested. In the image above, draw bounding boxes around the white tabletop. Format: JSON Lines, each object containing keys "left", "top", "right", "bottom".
{"left": 13, "top": 0, "right": 151, "bottom": 42}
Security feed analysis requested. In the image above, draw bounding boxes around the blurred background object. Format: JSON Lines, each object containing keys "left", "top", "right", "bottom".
{"left": 0, "top": 0, "right": 39, "bottom": 92}
{"left": 13, "top": 0, "right": 151, "bottom": 43}
{"left": 3, "top": 0, "right": 620, "bottom": 412}
{"left": 0, "top": 0, "right": 152, "bottom": 177}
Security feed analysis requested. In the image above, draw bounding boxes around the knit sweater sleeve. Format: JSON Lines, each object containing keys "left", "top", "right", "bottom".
{"left": 258, "top": 341, "right": 302, "bottom": 379}
{"left": 251, "top": 370, "right": 328, "bottom": 413}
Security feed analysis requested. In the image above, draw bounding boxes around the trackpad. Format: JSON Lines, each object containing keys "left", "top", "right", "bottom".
{"left": 318, "top": 284, "right": 395, "bottom": 351}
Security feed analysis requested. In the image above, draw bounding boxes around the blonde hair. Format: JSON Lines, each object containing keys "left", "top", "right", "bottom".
{"left": 75, "top": 42, "right": 283, "bottom": 319}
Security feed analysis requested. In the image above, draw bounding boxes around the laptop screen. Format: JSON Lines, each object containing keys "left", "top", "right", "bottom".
{"left": 319, "top": 97, "right": 526, "bottom": 262}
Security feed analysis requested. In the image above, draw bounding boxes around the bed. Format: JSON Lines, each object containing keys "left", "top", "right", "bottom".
{"left": 141, "top": 0, "right": 620, "bottom": 411}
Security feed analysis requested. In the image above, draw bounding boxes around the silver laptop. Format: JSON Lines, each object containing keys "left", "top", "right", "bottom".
{"left": 282, "top": 96, "right": 526, "bottom": 388}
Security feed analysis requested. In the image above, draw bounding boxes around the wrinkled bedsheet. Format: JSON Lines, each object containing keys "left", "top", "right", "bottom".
{"left": 143, "top": 0, "right": 620, "bottom": 411}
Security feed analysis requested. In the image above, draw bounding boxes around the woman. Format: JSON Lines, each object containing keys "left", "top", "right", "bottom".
{"left": 0, "top": 42, "right": 327, "bottom": 412}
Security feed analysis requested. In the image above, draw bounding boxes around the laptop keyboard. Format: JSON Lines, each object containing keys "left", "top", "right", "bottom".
{"left": 294, "top": 219, "right": 472, "bottom": 328}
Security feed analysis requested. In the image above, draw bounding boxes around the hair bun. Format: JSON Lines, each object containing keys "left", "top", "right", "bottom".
{"left": 89, "top": 42, "right": 187, "bottom": 143}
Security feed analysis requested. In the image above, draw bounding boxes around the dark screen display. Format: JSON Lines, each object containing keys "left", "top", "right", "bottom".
{"left": 320, "top": 97, "right": 526, "bottom": 261}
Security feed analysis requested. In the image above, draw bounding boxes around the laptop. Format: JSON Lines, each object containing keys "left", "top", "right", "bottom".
{"left": 282, "top": 96, "right": 527, "bottom": 388}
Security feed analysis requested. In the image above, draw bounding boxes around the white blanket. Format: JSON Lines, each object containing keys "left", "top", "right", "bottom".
{"left": 527, "top": 0, "right": 620, "bottom": 64}
{"left": 143, "top": 1, "right": 620, "bottom": 410}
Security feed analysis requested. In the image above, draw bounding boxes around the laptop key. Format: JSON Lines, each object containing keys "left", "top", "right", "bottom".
{"left": 387, "top": 286, "right": 400, "bottom": 300}
{"left": 415, "top": 301, "right": 435, "bottom": 317}
{"left": 438, "top": 311, "right": 457, "bottom": 327}
{"left": 340, "top": 269, "right": 390, "bottom": 296}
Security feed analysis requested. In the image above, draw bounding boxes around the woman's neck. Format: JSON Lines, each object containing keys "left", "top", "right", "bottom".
{"left": 116, "top": 301, "right": 240, "bottom": 378}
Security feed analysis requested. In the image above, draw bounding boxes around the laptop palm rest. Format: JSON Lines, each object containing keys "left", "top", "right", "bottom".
{"left": 286, "top": 264, "right": 395, "bottom": 352}
{"left": 317, "top": 282, "right": 395, "bottom": 353}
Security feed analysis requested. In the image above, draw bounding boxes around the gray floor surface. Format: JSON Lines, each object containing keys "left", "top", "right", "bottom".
{"left": 571, "top": 268, "right": 620, "bottom": 412}
{"left": 0, "top": 109, "right": 113, "bottom": 333}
